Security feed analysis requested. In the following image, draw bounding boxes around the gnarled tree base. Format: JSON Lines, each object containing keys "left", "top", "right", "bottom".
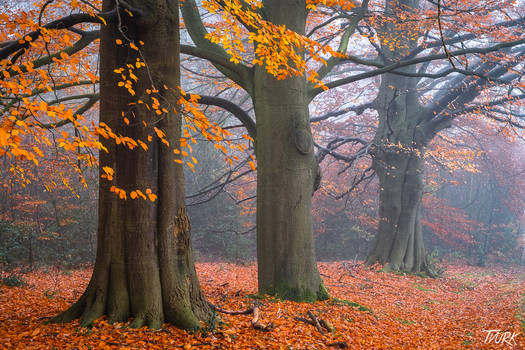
{"left": 366, "top": 145, "right": 438, "bottom": 278}
{"left": 48, "top": 252, "right": 212, "bottom": 329}
{"left": 365, "top": 254, "right": 438, "bottom": 278}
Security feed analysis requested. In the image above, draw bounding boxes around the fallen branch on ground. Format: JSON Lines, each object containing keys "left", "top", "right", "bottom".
{"left": 294, "top": 310, "right": 335, "bottom": 333}
{"left": 307, "top": 310, "right": 325, "bottom": 333}
{"left": 251, "top": 306, "right": 275, "bottom": 331}
{"left": 338, "top": 261, "right": 358, "bottom": 281}
{"left": 211, "top": 305, "right": 254, "bottom": 315}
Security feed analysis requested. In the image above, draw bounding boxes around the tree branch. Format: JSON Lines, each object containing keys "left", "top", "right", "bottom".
{"left": 180, "top": 44, "right": 251, "bottom": 90}
{"left": 39, "top": 94, "right": 100, "bottom": 129}
{"left": 309, "top": 38, "right": 525, "bottom": 99}
{"left": 0, "top": 11, "right": 114, "bottom": 60}
{"left": 196, "top": 95, "right": 256, "bottom": 139}
{"left": 314, "top": 0, "right": 369, "bottom": 82}
{"left": 181, "top": 0, "right": 253, "bottom": 94}
{"left": 6, "top": 30, "right": 99, "bottom": 77}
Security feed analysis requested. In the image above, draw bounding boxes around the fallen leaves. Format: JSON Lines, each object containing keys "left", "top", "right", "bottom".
{"left": 0, "top": 262, "right": 524, "bottom": 349}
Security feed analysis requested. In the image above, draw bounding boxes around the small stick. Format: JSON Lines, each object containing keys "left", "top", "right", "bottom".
{"left": 251, "top": 306, "right": 275, "bottom": 331}
{"left": 307, "top": 310, "right": 325, "bottom": 334}
{"left": 294, "top": 316, "right": 315, "bottom": 327}
{"left": 319, "top": 319, "right": 335, "bottom": 332}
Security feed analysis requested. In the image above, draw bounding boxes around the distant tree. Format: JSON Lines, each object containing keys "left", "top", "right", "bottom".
{"left": 303, "top": 0, "right": 525, "bottom": 274}
{"left": 359, "top": 0, "right": 525, "bottom": 274}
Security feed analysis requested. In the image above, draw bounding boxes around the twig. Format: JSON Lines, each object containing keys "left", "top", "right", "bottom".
{"left": 294, "top": 316, "right": 316, "bottom": 327}
{"left": 437, "top": 0, "right": 456, "bottom": 68}
{"left": 319, "top": 319, "right": 335, "bottom": 332}
{"left": 341, "top": 261, "right": 356, "bottom": 279}
{"left": 307, "top": 310, "right": 325, "bottom": 334}
{"left": 295, "top": 311, "right": 334, "bottom": 334}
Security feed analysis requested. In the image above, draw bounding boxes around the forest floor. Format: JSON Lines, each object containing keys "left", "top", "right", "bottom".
{"left": 0, "top": 262, "right": 524, "bottom": 349}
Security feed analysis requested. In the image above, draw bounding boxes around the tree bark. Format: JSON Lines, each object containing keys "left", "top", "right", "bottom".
{"left": 254, "top": 0, "right": 327, "bottom": 302}
{"left": 365, "top": 144, "right": 432, "bottom": 274}
{"left": 364, "top": 0, "right": 436, "bottom": 275}
{"left": 49, "top": 0, "right": 211, "bottom": 329}
{"left": 181, "top": 0, "right": 326, "bottom": 300}
{"left": 364, "top": 78, "right": 436, "bottom": 275}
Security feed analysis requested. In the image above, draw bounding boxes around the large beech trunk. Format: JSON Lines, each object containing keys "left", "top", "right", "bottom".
{"left": 50, "top": 0, "right": 210, "bottom": 329}
{"left": 366, "top": 145, "right": 433, "bottom": 274}
{"left": 364, "top": 0, "right": 435, "bottom": 275}
{"left": 253, "top": 0, "right": 326, "bottom": 302}
{"left": 364, "top": 71, "right": 435, "bottom": 275}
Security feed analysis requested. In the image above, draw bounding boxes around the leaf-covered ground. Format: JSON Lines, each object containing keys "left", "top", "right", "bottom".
{"left": 1, "top": 262, "right": 523, "bottom": 349}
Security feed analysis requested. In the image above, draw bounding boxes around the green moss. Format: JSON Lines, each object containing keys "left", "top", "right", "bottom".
{"left": 413, "top": 284, "right": 437, "bottom": 293}
{"left": 317, "top": 282, "right": 330, "bottom": 301}
{"left": 259, "top": 281, "right": 329, "bottom": 303}
{"left": 246, "top": 293, "right": 266, "bottom": 300}
{"left": 273, "top": 284, "right": 318, "bottom": 302}
{"left": 331, "top": 297, "right": 373, "bottom": 313}
{"left": 395, "top": 317, "right": 415, "bottom": 325}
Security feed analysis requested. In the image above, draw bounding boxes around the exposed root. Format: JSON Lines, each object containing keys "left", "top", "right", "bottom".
{"left": 365, "top": 255, "right": 441, "bottom": 278}
{"left": 129, "top": 316, "right": 145, "bottom": 329}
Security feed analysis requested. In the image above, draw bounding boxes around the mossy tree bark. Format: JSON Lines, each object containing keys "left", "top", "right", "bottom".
{"left": 253, "top": 0, "right": 326, "bottom": 302}
{"left": 49, "top": 0, "right": 211, "bottom": 329}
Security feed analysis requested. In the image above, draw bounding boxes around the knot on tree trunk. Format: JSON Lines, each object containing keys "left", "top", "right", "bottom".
{"left": 295, "top": 129, "right": 313, "bottom": 155}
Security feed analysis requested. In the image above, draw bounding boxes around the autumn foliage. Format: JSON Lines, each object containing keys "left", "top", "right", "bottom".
{"left": 1, "top": 262, "right": 524, "bottom": 349}
{"left": 1, "top": 0, "right": 525, "bottom": 346}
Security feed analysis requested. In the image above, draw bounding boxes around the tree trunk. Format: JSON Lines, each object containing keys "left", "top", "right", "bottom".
{"left": 363, "top": 0, "right": 436, "bottom": 275}
{"left": 49, "top": 0, "right": 211, "bottom": 329}
{"left": 364, "top": 73, "right": 436, "bottom": 275}
{"left": 365, "top": 144, "right": 433, "bottom": 274}
{"left": 253, "top": 0, "right": 327, "bottom": 302}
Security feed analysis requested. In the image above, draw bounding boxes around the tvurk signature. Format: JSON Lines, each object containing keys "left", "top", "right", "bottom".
{"left": 483, "top": 329, "right": 520, "bottom": 347}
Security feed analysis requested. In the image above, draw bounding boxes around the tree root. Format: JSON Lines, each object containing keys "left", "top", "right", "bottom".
{"left": 365, "top": 255, "right": 441, "bottom": 278}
